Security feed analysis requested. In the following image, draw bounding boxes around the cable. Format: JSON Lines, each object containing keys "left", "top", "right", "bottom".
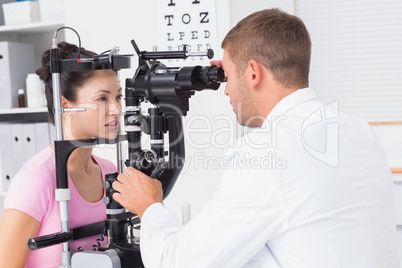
{"left": 100, "top": 50, "right": 111, "bottom": 55}
{"left": 92, "top": 228, "right": 107, "bottom": 251}
{"left": 53, "top": 26, "right": 82, "bottom": 59}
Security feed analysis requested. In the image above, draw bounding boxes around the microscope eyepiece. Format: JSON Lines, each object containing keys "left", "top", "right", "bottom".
{"left": 130, "top": 40, "right": 225, "bottom": 114}
{"left": 202, "top": 65, "right": 226, "bottom": 83}
{"left": 173, "top": 65, "right": 225, "bottom": 92}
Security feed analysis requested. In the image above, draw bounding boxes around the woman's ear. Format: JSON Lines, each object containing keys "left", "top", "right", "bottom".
{"left": 61, "top": 96, "right": 73, "bottom": 118}
{"left": 61, "top": 96, "right": 69, "bottom": 109}
{"left": 247, "top": 59, "right": 262, "bottom": 90}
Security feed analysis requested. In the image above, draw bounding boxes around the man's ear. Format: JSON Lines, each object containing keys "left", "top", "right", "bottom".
{"left": 247, "top": 59, "right": 262, "bottom": 90}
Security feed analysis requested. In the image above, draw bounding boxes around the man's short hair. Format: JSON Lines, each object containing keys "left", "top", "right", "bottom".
{"left": 222, "top": 8, "right": 311, "bottom": 89}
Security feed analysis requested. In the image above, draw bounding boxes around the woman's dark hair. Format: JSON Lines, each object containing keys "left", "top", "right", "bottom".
{"left": 36, "top": 41, "right": 97, "bottom": 125}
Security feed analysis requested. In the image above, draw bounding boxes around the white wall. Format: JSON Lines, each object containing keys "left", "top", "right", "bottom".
{"left": 63, "top": 0, "right": 294, "bottom": 218}
{"left": 231, "top": 0, "right": 295, "bottom": 24}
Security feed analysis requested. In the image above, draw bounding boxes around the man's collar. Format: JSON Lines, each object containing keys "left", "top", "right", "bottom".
{"left": 267, "top": 88, "right": 318, "bottom": 119}
{"left": 242, "top": 88, "right": 318, "bottom": 134}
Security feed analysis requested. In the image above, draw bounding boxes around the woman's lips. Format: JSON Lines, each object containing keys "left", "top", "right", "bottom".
{"left": 105, "top": 120, "right": 119, "bottom": 130}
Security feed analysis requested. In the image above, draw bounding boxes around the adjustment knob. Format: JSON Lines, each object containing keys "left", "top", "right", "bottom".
{"left": 103, "top": 196, "right": 111, "bottom": 205}
{"left": 103, "top": 181, "right": 111, "bottom": 190}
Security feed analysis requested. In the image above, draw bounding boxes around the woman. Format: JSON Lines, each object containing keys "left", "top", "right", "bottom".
{"left": 0, "top": 41, "right": 123, "bottom": 267}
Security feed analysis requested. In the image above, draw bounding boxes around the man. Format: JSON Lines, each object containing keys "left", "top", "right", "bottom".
{"left": 113, "top": 9, "right": 399, "bottom": 267}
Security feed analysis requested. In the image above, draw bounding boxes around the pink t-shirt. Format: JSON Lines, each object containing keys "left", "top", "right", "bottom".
{"left": 4, "top": 146, "right": 117, "bottom": 268}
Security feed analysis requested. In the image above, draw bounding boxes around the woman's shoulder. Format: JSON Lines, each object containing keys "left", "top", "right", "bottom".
{"left": 21, "top": 146, "right": 55, "bottom": 170}
{"left": 13, "top": 146, "right": 56, "bottom": 187}
{"left": 5, "top": 147, "right": 57, "bottom": 223}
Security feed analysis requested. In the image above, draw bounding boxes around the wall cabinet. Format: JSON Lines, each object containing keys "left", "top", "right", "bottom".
{"left": 0, "top": 107, "right": 55, "bottom": 222}
{"left": 0, "top": 107, "right": 53, "bottom": 196}
{"left": 0, "top": 21, "right": 63, "bottom": 219}
{"left": 0, "top": 20, "right": 64, "bottom": 66}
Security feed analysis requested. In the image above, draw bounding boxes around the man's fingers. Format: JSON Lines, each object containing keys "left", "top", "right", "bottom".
{"left": 210, "top": 60, "right": 222, "bottom": 66}
{"left": 116, "top": 168, "right": 142, "bottom": 185}
{"left": 125, "top": 166, "right": 147, "bottom": 179}
{"left": 116, "top": 172, "right": 128, "bottom": 183}
{"left": 109, "top": 167, "right": 163, "bottom": 218}
{"left": 124, "top": 166, "right": 137, "bottom": 177}
{"left": 112, "top": 192, "right": 121, "bottom": 203}
{"left": 112, "top": 180, "right": 122, "bottom": 192}
{"left": 113, "top": 168, "right": 146, "bottom": 193}
{"left": 112, "top": 173, "right": 131, "bottom": 194}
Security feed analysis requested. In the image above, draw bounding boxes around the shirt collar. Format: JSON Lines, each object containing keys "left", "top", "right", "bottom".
{"left": 267, "top": 87, "right": 318, "bottom": 118}
{"left": 242, "top": 88, "right": 318, "bottom": 134}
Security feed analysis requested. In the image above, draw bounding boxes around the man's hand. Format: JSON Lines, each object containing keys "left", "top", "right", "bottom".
{"left": 210, "top": 60, "right": 222, "bottom": 66}
{"left": 112, "top": 167, "right": 163, "bottom": 219}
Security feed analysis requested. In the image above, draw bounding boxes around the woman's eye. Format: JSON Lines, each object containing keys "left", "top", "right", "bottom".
{"left": 117, "top": 95, "right": 123, "bottom": 101}
{"left": 97, "top": 96, "right": 106, "bottom": 102}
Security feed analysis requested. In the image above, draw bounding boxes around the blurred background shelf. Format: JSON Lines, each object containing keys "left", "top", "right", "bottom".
{"left": 0, "top": 20, "right": 64, "bottom": 34}
{"left": 0, "top": 107, "right": 48, "bottom": 122}
{"left": 0, "top": 106, "right": 46, "bottom": 114}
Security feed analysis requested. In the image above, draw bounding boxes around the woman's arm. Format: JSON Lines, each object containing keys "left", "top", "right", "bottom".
{"left": 0, "top": 209, "right": 40, "bottom": 268}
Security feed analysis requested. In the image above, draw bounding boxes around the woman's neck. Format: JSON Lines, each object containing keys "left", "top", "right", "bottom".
{"left": 68, "top": 147, "right": 94, "bottom": 173}
{"left": 50, "top": 144, "right": 95, "bottom": 173}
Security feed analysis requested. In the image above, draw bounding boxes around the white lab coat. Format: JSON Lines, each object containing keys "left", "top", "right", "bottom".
{"left": 140, "top": 88, "right": 399, "bottom": 268}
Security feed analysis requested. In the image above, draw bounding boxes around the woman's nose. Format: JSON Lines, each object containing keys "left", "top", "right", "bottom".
{"left": 108, "top": 101, "right": 121, "bottom": 115}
